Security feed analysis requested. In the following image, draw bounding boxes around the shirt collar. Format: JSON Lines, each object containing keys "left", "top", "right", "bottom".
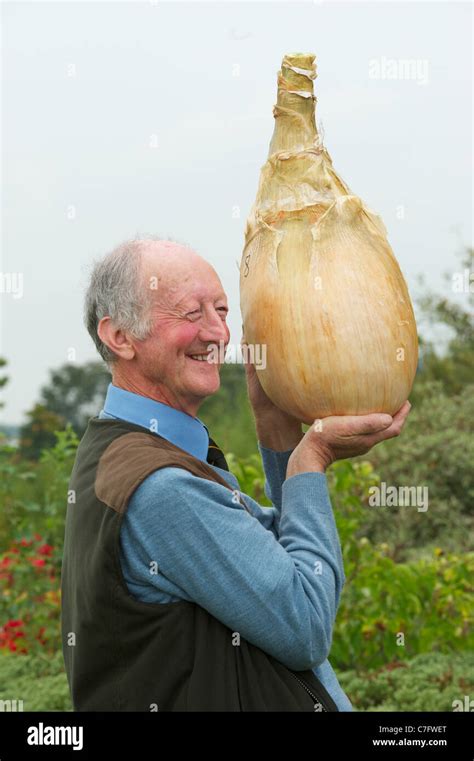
{"left": 99, "top": 383, "right": 210, "bottom": 462}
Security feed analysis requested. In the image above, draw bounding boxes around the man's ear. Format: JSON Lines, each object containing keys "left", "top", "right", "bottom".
{"left": 97, "top": 316, "right": 136, "bottom": 361}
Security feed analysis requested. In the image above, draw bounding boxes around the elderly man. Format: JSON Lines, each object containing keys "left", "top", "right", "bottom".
{"left": 61, "top": 237, "right": 410, "bottom": 712}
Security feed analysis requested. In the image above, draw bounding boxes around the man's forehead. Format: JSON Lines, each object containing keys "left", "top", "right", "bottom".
{"left": 139, "top": 244, "right": 226, "bottom": 305}
{"left": 140, "top": 241, "right": 199, "bottom": 271}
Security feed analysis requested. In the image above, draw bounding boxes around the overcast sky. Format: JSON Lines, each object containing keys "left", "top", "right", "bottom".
{"left": 1, "top": 0, "right": 472, "bottom": 425}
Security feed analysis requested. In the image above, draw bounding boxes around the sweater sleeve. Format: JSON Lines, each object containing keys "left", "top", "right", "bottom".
{"left": 120, "top": 464, "right": 345, "bottom": 671}
{"left": 257, "top": 441, "right": 295, "bottom": 511}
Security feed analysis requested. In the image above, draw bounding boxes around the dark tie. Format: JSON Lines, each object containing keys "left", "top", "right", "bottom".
{"left": 206, "top": 436, "right": 229, "bottom": 471}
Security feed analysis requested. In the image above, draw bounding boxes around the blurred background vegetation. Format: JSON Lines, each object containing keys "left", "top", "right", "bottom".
{"left": 0, "top": 249, "right": 472, "bottom": 711}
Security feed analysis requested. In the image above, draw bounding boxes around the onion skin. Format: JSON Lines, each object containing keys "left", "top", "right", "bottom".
{"left": 240, "top": 53, "right": 418, "bottom": 425}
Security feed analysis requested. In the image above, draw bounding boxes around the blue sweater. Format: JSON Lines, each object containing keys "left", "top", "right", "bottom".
{"left": 99, "top": 383, "right": 352, "bottom": 711}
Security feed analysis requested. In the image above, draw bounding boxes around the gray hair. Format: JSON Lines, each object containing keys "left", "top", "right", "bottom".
{"left": 84, "top": 236, "right": 162, "bottom": 365}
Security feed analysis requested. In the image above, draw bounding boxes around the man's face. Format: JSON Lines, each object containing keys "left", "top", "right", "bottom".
{"left": 131, "top": 248, "right": 231, "bottom": 416}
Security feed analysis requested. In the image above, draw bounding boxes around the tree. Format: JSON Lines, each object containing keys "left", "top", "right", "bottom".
{"left": 34, "top": 362, "right": 110, "bottom": 438}
{"left": 19, "top": 404, "right": 66, "bottom": 461}
{"left": 18, "top": 361, "right": 110, "bottom": 460}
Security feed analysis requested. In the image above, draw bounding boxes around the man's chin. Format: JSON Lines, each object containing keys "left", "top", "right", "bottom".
{"left": 199, "top": 377, "right": 220, "bottom": 396}
{"left": 188, "top": 374, "right": 221, "bottom": 399}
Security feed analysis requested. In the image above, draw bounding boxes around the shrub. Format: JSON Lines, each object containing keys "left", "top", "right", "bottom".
{"left": 0, "top": 650, "right": 71, "bottom": 711}
{"left": 332, "top": 544, "right": 473, "bottom": 671}
{"left": 0, "top": 425, "right": 78, "bottom": 554}
{"left": 326, "top": 459, "right": 473, "bottom": 671}
{"left": 339, "top": 651, "right": 474, "bottom": 711}
{"left": 362, "top": 383, "right": 474, "bottom": 558}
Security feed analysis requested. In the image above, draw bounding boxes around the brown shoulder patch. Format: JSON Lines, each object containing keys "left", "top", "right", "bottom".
{"left": 95, "top": 432, "right": 237, "bottom": 514}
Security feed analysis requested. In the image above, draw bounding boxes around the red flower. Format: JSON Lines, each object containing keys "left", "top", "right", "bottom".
{"left": 0, "top": 619, "right": 29, "bottom": 653}
{"left": 31, "top": 558, "right": 46, "bottom": 567}
{"left": 20, "top": 538, "right": 32, "bottom": 547}
{"left": 38, "top": 544, "right": 53, "bottom": 556}
{"left": 5, "top": 619, "right": 24, "bottom": 628}
{"left": 0, "top": 556, "right": 12, "bottom": 568}
{"left": 34, "top": 533, "right": 42, "bottom": 541}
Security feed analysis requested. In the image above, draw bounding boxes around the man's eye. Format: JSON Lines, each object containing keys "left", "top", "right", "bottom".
{"left": 187, "top": 307, "right": 228, "bottom": 318}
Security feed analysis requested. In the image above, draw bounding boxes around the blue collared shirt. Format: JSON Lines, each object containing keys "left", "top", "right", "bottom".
{"left": 99, "top": 382, "right": 352, "bottom": 711}
{"left": 100, "top": 382, "right": 210, "bottom": 461}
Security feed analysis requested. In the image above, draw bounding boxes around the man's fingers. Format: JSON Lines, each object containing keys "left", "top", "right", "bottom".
{"left": 243, "top": 358, "right": 255, "bottom": 375}
{"left": 392, "top": 400, "right": 412, "bottom": 423}
{"left": 326, "top": 412, "right": 394, "bottom": 437}
{"left": 312, "top": 402, "right": 411, "bottom": 450}
{"left": 320, "top": 402, "right": 411, "bottom": 438}
{"left": 372, "top": 401, "right": 411, "bottom": 440}
{"left": 361, "top": 401, "right": 412, "bottom": 446}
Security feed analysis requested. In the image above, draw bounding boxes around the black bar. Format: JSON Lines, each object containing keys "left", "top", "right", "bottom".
{"left": 0, "top": 711, "right": 471, "bottom": 759}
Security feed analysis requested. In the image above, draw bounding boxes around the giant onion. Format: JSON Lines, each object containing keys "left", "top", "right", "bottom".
{"left": 239, "top": 52, "right": 418, "bottom": 424}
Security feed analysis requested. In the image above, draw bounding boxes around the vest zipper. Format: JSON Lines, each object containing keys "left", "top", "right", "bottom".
{"left": 288, "top": 672, "right": 329, "bottom": 712}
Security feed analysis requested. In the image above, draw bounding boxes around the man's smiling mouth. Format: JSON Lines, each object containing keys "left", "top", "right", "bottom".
{"left": 186, "top": 353, "right": 213, "bottom": 362}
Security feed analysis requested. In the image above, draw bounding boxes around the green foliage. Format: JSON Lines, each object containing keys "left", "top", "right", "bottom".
{"left": 363, "top": 382, "right": 474, "bottom": 558}
{"left": 0, "top": 442, "right": 37, "bottom": 551}
{"left": 0, "top": 426, "right": 79, "bottom": 553}
{"left": 339, "top": 652, "right": 474, "bottom": 712}
{"left": 37, "top": 426, "right": 80, "bottom": 546}
{"left": 0, "top": 650, "right": 72, "bottom": 711}
{"left": 326, "top": 460, "right": 473, "bottom": 671}
{"left": 225, "top": 452, "right": 272, "bottom": 506}
{"left": 333, "top": 545, "right": 473, "bottom": 671}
